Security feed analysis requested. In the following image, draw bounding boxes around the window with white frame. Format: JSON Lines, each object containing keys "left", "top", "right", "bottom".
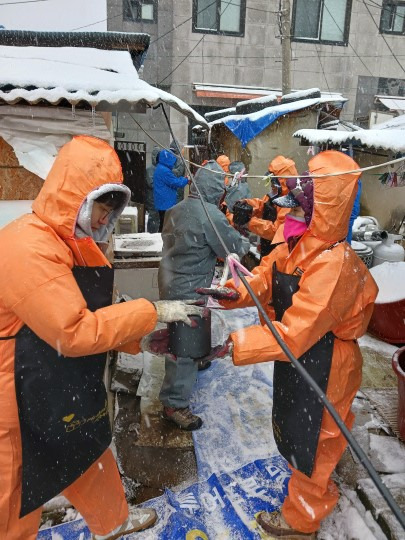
{"left": 192, "top": 0, "right": 246, "bottom": 36}
{"left": 380, "top": 1, "right": 405, "bottom": 35}
{"left": 292, "top": 0, "right": 352, "bottom": 45}
{"left": 123, "top": 0, "right": 157, "bottom": 23}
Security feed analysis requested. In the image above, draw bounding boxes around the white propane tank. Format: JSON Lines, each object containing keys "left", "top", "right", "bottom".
{"left": 372, "top": 234, "right": 405, "bottom": 267}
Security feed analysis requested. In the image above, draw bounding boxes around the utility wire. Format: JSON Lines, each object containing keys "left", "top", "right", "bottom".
{"left": 364, "top": 0, "right": 405, "bottom": 21}
{"left": 127, "top": 113, "right": 405, "bottom": 179}
{"left": 158, "top": 35, "right": 205, "bottom": 84}
{"left": 321, "top": 1, "right": 374, "bottom": 77}
{"left": 145, "top": 52, "right": 405, "bottom": 60}
{"left": 0, "top": 0, "right": 54, "bottom": 4}
{"left": 70, "top": 0, "right": 277, "bottom": 34}
{"left": 362, "top": 0, "right": 405, "bottom": 74}
{"left": 157, "top": 0, "right": 234, "bottom": 85}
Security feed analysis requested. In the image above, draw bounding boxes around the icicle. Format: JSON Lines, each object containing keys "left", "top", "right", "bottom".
{"left": 71, "top": 103, "right": 76, "bottom": 118}
{"left": 91, "top": 105, "right": 96, "bottom": 128}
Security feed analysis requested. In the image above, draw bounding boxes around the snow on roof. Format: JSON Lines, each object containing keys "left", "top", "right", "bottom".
{"left": 211, "top": 97, "right": 321, "bottom": 126}
{"left": 211, "top": 98, "right": 321, "bottom": 147}
{"left": 0, "top": 46, "right": 207, "bottom": 126}
{"left": 205, "top": 107, "right": 236, "bottom": 118}
{"left": 236, "top": 93, "right": 278, "bottom": 108}
{"left": 371, "top": 114, "right": 405, "bottom": 131}
{"left": 293, "top": 128, "right": 405, "bottom": 152}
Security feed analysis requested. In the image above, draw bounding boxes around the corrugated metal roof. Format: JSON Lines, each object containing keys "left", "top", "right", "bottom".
{"left": 0, "top": 44, "right": 208, "bottom": 126}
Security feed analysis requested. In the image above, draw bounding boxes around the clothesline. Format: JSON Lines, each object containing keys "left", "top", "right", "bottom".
{"left": 187, "top": 154, "right": 405, "bottom": 179}
{"left": 128, "top": 117, "right": 405, "bottom": 180}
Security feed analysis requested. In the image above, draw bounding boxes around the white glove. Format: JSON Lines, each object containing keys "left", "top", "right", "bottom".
{"left": 153, "top": 300, "right": 205, "bottom": 326}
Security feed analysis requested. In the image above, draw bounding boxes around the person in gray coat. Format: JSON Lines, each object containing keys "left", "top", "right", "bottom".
{"left": 145, "top": 146, "right": 160, "bottom": 233}
{"left": 158, "top": 160, "right": 251, "bottom": 430}
{"left": 169, "top": 139, "right": 187, "bottom": 204}
{"left": 223, "top": 161, "right": 252, "bottom": 214}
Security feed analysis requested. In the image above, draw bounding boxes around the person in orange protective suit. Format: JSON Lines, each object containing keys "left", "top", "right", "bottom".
{"left": 237, "top": 155, "right": 294, "bottom": 258}
{"left": 216, "top": 154, "right": 231, "bottom": 176}
{"left": 216, "top": 150, "right": 378, "bottom": 538}
{"left": 0, "top": 135, "right": 203, "bottom": 540}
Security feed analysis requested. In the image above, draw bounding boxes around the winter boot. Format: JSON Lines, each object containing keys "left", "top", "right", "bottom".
{"left": 163, "top": 406, "right": 203, "bottom": 430}
{"left": 256, "top": 511, "right": 316, "bottom": 539}
{"left": 197, "top": 358, "right": 212, "bottom": 371}
{"left": 91, "top": 507, "right": 157, "bottom": 539}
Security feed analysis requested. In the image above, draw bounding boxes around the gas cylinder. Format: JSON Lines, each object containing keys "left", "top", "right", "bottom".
{"left": 372, "top": 234, "right": 405, "bottom": 267}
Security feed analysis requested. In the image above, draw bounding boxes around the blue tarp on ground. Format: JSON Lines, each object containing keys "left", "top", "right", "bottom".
{"left": 190, "top": 308, "right": 277, "bottom": 480}
{"left": 220, "top": 97, "right": 320, "bottom": 147}
{"left": 38, "top": 456, "right": 290, "bottom": 539}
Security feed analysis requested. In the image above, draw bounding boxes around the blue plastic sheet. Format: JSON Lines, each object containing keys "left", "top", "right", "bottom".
{"left": 224, "top": 110, "right": 293, "bottom": 147}
{"left": 222, "top": 97, "right": 321, "bottom": 147}
{"left": 38, "top": 456, "right": 290, "bottom": 539}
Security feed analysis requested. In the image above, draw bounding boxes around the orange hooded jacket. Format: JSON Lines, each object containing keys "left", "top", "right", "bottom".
{"left": 245, "top": 155, "right": 292, "bottom": 241}
{"left": 224, "top": 150, "right": 377, "bottom": 365}
{"left": 221, "top": 150, "right": 378, "bottom": 532}
{"left": 0, "top": 135, "right": 157, "bottom": 420}
{"left": 216, "top": 154, "right": 231, "bottom": 176}
{"left": 0, "top": 136, "right": 158, "bottom": 537}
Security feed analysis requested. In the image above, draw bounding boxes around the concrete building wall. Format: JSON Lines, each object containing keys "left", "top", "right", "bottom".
{"left": 107, "top": 1, "right": 404, "bottom": 143}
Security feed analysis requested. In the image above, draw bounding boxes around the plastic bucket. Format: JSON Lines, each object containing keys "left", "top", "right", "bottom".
{"left": 168, "top": 310, "right": 211, "bottom": 359}
{"left": 392, "top": 346, "right": 405, "bottom": 441}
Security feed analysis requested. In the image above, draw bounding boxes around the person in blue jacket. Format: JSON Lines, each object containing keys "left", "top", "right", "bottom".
{"left": 153, "top": 149, "right": 188, "bottom": 231}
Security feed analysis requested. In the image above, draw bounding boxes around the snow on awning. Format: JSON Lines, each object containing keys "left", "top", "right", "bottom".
{"left": 376, "top": 95, "right": 405, "bottom": 114}
{"left": 211, "top": 98, "right": 321, "bottom": 147}
{"left": 293, "top": 128, "right": 405, "bottom": 152}
{"left": 0, "top": 46, "right": 208, "bottom": 126}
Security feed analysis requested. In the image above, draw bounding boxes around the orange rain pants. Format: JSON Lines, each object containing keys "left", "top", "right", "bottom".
{"left": 0, "top": 340, "right": 128, "bottom": 539}
{"left": 282, "top": 340, "right": 362, "bottom": 532}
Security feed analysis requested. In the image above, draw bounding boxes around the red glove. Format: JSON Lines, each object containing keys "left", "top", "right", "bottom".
{"left": 140, "top": 329, "right": 171, "bottom": 355}
{"left": 195, "top": 338, "right": 233, "bottom": 363}
{"left": 196, "top": 287, "right": 241, "bottom": 301}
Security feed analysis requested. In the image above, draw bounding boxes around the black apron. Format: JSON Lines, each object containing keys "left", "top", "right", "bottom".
{"left": 260, "top": 199, "right": 279, "bottom": 258}
{"left": 14, "top": 266, "right": 114, "bottom": 517}
{"left": 271, "top": 262, "right": 334, "bottom": 477}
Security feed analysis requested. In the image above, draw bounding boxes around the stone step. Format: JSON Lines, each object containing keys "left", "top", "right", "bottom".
{"left": 356, "top": 474, "right": 405, "bottom": 540}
